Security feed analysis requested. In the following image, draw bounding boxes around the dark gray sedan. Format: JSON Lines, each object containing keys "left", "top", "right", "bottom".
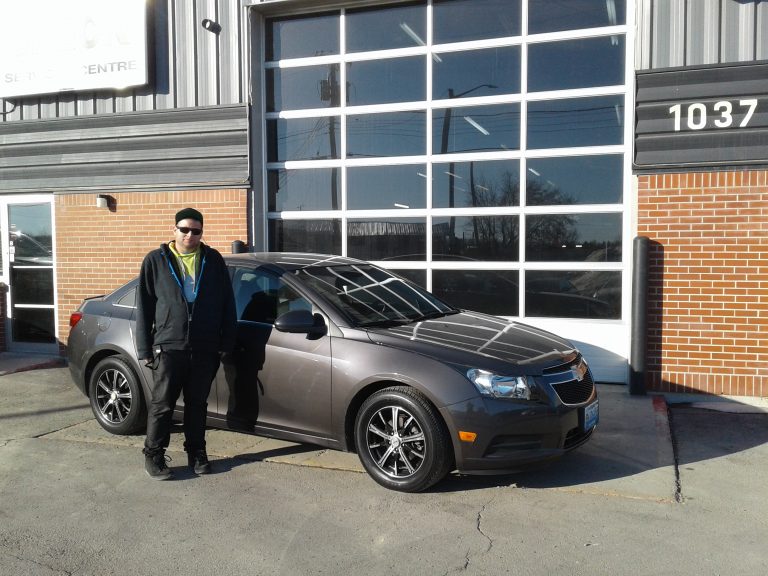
{"left": 68, "top": 253, "right": 598, "bottom": 492}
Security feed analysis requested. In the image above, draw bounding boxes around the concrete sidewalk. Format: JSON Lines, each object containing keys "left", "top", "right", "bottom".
{"left": 0, "top": 351, "right": 66, "bottom": 376}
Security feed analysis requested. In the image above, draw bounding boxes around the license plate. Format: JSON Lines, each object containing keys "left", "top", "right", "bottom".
{"left": 583, "top": 400, "right": 599, "bottom": 431}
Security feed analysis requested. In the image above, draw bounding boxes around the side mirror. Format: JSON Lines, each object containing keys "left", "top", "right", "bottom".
{"left": 274, "top": 309, "right": 327, "bottom": 336}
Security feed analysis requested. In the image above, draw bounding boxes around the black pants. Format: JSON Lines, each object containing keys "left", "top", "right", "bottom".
{"left": 143, "top": 349, "right": 220, "bottom": 456}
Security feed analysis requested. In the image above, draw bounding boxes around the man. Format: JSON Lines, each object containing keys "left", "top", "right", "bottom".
{"left": 136, "top": 208, "right": 237, "bottom": 480}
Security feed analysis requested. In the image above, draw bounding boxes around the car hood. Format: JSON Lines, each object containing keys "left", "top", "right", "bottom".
{"left": 366, "top": 311, "right": 578, "bottom": 375}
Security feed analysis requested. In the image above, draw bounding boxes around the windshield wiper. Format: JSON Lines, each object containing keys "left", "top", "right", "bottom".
{"left": 408, "top": 309, "right": 460, "bottom": 321}
{"left": 359, "top": 318, "right": 412, "bottom": 328}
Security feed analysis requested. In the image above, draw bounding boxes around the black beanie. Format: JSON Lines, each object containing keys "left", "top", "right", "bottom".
{"left": 175, "top": 207, "right": 203, "bottom": 226}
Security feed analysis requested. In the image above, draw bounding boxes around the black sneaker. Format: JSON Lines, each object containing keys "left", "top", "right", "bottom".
{"left": 145, "top": 451, "right": 172, "bottom": 480}
{"left": 188, "top": 450, "right": 211, "bottom": 475}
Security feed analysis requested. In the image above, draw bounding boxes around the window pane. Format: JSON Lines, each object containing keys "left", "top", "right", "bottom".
{"left": 526, "top": 213, "right": 622, "bottom": 262}
{"left": 434, "top": 160, "right": 519, "bottom": 208}
{"left": 433, "top": 47, "right": 521, "bottom": 100}
{"left": 268, "top": 169, "right": 339, "bottom": 212}
{"left": 433, "top": 104, "right": 520, "bottom": 154}
{"left": 266, "top": 13, "right": 339, "bottom": 61}
{"left": 433, "top": 270, "right": 519, "bottom": 316}
{"left": 433, "top": 216, "right": 518, "bottom": 261}
{"left": 347, "top": 57, "right": 425, "bottom": 106}
{"left": 347, "top": 165, "right": 426, "bottom": 210}
{"left": 10, "top": 203, "right": 52, "bottom": 266}
{"left": 346, "top": 3, "right": 426, "bottom": 52}
{"left": 527, "top": 96, "right": 624, "bottom": 149}
{"left": 433, "top": 0, "right": 521, "bottom": 43}
{"left": 528, "top": 37, "right": 625, "bottom": 92}
{"left": 348, "top": 219, "right": 426, "bottom": 260}
{"left": 12, "top": 308, "right": 55, "bottom": 343}
{"left": 529, "top": 0, "right": 626, "bottom": 34}
{"left": 267, "top": 117, "right": 340, "bottom": 162}
{"left": 526, "top": 155, "right": 623, "bottom": 205}
{"left": 11, "top": 268, "right": 53, "bottom": 304}
{"left": 526, "top": 271, "right": 621, "bottom": 319}
{"left": 267, "top": 65, "right": 339, "bottom": 112}
{"left": 347, "top": 111, "right": 426, "bottom": 157}
{"left": 268, "top": 220, "right": 341, "bottom": 254}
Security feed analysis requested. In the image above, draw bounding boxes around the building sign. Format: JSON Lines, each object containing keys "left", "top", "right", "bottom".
{"left": 634, "top": 62, "right": 768, "bottom": 169}
{"left": 0, "top": 0, "right": 148, "bottom": 99}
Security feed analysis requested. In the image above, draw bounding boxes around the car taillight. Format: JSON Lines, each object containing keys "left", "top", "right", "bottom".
{"left": 69, "top": 312, "right": 83, "bottom": 328}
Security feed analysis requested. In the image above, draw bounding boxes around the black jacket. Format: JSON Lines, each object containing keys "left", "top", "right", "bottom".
{"left": 136, "top": 243, "right": 236, "bottom": 359}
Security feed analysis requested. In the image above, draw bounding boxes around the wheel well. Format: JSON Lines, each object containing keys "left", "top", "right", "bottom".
{"left": 343, "top": 381, "right": 452, "bottom": 460}
{"left": 83, "top": 350, "right": 121, "bottom": 397}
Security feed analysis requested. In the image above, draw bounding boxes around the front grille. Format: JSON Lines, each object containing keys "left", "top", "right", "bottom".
{"left": 552, "top": 369, "right": 595, "bottom": 405}
{"left": 484, "top": 435, "right": 543, "bottom": 457}
{"left": 564, "top": 425, "right": 594, "bottom": 450}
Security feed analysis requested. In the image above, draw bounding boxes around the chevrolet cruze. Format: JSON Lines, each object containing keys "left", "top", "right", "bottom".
{"left": 68, "top": 253, "right": 599, "bottom": 492}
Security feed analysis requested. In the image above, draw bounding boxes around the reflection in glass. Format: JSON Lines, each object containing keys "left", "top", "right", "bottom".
{"left": 528, "top": 37, "right": 625, "bottom": 92}
{"left": 266, "top": 13, "right": 339, "bottom": 61}
{"left": 348, "top": 218, "right": 426, "bottom": 260}
{"left": 527, "top": 96, "right": 624, "bottom": 149}
{"left": 347, "top": 165, "right": 426, "bottom": 210}
{"left": 433, "top": 104, "right": 520, "bottom": 154}
{"left": 347, "top": 57, "right": 425, "bottom": 106}
{"left": 11, "top": 268, "right": 53, "bottom": 304}
{"left": 434, "top": 160, "right": 519, "bottom": 208}
{"left": 526, "top": 213, "right": 622, "bottom": 262}
{"left": 529, "top": 0, "right": 626, "bottom": 34}
{"left": 267, "top": 117, "right": 340, "bottom": 162}
{"left": 9, "top": 203, "right": 52, "bottom": 266}
{"left": 347, "top": 111, "right": 426, "bottom": 157}
{"left": 433, "top": 216, "right": 518, "bottom": 261}
{"left": 433, "top": 47, "right": 520, "bottom": 100}
{"left": 433, "top": 270, "right": 519, "bottom": 316}
{"left": 526, "top": 155, "right": 623, "bottom": 205}
{"left": 268, "top": 220, "right": 341, "bottom": 254}
{"left": 526, "top": 270, "right": 621, "bottom": 319}
{"left": 389, "top": 269, "right": 426, "bottom": 288}
{"left": 12, "top": 308, "right": 55, "bottom": 343}
{"left": 433, "top": 0, "right": 521, "bottom": 43}
{"left": 346, "top": 3, "right": 426, "bottom": 52}
{"left": 268, "top": 168, "right": 339, "bottom": 211}
{"left": 267, "top": 65, "right": 339, "bottom": 112}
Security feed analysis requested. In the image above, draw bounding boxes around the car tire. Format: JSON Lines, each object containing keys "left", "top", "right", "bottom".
{"left": 88, "top": 356, "right": 146, "bottom": 435}
{"left": 354, "top": 386, "right": 453, "bottom": 492}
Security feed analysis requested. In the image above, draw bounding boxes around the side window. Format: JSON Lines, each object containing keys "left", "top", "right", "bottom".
{"left": 232, "top": 267, "right": 312, "bottom": 324}
{"left": 116, "top": 287, "right": 137, "bottom": 308}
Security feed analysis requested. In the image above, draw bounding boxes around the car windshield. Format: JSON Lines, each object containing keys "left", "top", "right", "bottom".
{"left": 297, "top": 264, "right": 457, "bottom": 327}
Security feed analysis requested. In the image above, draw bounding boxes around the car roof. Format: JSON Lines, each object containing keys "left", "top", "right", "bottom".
{"left": 224, "top": 252, "right": 365, "bottom": 272}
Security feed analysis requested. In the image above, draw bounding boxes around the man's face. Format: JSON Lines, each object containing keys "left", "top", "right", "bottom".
{"left": 174, "top": 218, "right": 203, "bottom": 253}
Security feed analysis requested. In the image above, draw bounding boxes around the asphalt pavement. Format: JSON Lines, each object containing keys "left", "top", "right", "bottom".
{"left": 1, "top": 355, "right": 766, "bottom": 575}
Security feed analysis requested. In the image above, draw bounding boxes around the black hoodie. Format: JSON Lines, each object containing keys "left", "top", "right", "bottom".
{"left": 136, "top": 242, "right": 236, "bottom": 360}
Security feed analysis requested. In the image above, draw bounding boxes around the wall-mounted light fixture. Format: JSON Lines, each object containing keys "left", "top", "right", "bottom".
{"left": 96, "top": 194, "right": 109, "bottom": 209}
{"left": 201, "top": 19, "right": 221, "bottom": 34}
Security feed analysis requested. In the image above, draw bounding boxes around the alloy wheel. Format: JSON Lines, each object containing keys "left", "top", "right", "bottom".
{"left": 94, "top": 368, "right": 132, "bottom": 424}
{"left": 364, "top": 404, "right": 426, "bottom": 479}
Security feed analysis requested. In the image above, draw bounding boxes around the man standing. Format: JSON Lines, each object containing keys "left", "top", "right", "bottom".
{"left": 136, "top": 208, "right": 237, "bottom": 480}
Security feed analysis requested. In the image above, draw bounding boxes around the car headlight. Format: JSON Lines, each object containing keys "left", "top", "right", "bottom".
{"left": 466, "top": 368, "right": 531, "bottom": 400}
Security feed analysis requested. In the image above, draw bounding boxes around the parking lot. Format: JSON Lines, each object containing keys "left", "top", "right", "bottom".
{"left": 1, "top": 365, "right": 766, "bottom": 575}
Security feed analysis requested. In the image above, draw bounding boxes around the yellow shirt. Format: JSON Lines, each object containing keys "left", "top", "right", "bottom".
{"left": 168, "top": 242, "right": 200, "bottom": 301}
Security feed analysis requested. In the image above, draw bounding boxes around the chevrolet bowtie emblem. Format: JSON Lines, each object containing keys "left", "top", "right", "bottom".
{"left": 571, "top": 361, "right": 587, "bottom": 382}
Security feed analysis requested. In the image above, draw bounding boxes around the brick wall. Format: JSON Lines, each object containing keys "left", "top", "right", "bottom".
{"left": 637, "top": 170, "right": 768, "bottom": 397}
{"left": 55, "top": 189, "right": 248, "bottom": 348}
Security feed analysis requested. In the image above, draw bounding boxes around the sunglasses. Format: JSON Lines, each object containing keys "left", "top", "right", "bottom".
{"left": 176, "top": 226, "right": 203, "bottom": 236}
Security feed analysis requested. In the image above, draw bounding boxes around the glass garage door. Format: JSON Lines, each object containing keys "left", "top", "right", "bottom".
{"left": 259, "top": 0, "right": 632, "bottom": 382}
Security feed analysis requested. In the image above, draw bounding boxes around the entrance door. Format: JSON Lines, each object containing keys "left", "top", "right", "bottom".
{"left": 0, "top": 196, "right": 57, "bottom": 353}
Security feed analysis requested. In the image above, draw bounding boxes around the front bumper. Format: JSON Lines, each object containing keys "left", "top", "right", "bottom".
{"left": 441, "top": 390, "right": 598, "bottom": 474}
